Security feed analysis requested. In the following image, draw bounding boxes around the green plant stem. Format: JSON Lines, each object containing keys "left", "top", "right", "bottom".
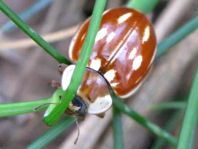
{"left": 152, "top": 112, "right": 180, "bottom": 149}
{"left": 26, "top": 117, "right": 75, "bottom": 149}
{"left": 177, "top": 68, "right": 198, "bottom": 149}
{"left": 126, "top": 0, "right": 159, "bottom": 13}
{"left": 111, "top": 92, "right": 177, "bottom": 146}
{"left": 151, "top": 102, "right": 186, "bottom": 111}
{"left": 0, "top": 98, "right": 50, "bottom": 117}
{"left": 157, "top": 16, "right": 198, "bottom": 57}
{"left": 0, "top": 88, "right": 63, "bottom": 117}
{"left": 112, "top": 106, "right": 124, "bottom": 149}
{"left": 43, "top": 0, "right": 107, "bottom": 126}
{"left": 0, "top": 1, "right": 70, "bottom": 64}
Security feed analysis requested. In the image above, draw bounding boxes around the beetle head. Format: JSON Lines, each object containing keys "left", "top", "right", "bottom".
{"left": 61, "top": 65, "right": 112, "bottom": 117}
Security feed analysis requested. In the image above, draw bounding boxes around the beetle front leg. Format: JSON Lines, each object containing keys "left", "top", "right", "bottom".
{"left": 58, "top": 63, "right": 67, "bottom": 74}
{"left": 49, "top": 80, "right": 61, "bottom": 88}
{"left": 97, "top": 113, "right": 105, "bottom": 118}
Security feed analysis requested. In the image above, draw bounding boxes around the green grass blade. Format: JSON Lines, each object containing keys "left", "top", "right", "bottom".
{"left": 177, "top": 68, "right": 198, "bottom": 149}
{"left": 26, "top": 117, "right": 75, "bottom": 149}
{"left": 151, "top": 102, "right": 186, "bottom": 111}
{"left": 43, "top": 0, "right": 107, "bottom": 126}
{"left": 0, "top": 1, "right": 70, "bottom": 64}
{"left": 151, "top": 112, "right": 180, "bottom": 149}
{"left": 157, "top": 16, "right": 198, "bottom": 57}
{"left": 0, "top": 89, "right": 63, "bottom": 117}
{"left": 111, "top": 92, "right": 177, "bottom": 146}
{"left": 0, "top": 98, "right": 50, "bottom": 117}
{"left": 126, "top": 0, "right": 159, "bottom": 13}
{"left": 112, "top": 107, "right": 124, "bottom": 149}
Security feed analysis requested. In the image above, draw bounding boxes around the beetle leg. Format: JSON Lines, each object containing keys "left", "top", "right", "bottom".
{"left": 58, "top": 63, "right": 67, "bottom": 74}
{"left": 97, "top": 113, "right": 105, "bottom": 118}
{"left": 49, "top": 80, "right": 61, "bottom": 88}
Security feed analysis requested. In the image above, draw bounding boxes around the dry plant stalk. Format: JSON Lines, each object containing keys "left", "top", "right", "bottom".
{"left": 0, "top": 25, "right": 78, "bottom": 50}
{"left": 155, "top": 0, "right": 194, "bottom": 41}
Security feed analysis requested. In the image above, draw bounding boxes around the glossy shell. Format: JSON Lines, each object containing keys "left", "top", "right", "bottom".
{"left": 68, "top": 7, "right": 156, "bottom": 98}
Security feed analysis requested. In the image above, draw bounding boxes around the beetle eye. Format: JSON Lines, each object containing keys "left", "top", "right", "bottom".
{"left": 72, "top": 96, "right": 88, "bottom": 116}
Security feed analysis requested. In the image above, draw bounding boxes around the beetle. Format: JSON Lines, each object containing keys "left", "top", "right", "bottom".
{"left": 61, "top": 7, "right": 156, "bottom": 117}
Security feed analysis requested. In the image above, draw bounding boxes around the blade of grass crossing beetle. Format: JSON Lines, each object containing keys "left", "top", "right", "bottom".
{"left": 43, "top": 0, "right": 107, "bottom": 126}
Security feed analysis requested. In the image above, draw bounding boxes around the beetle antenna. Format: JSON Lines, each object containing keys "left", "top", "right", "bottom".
{"left": 74, "top": 117, "right": 80, "bottom": 144}
{"left": 33, "top": 102, "right": 58, "bottom": 112}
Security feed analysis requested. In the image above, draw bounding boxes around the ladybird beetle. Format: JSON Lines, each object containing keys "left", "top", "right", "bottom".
{"left": 61, "top": 7, "right": 156, "bottom": 116}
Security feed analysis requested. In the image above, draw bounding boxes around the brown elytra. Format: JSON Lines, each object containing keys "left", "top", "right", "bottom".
{"left": 68, "top": 7, "right": 156, "bottom": 98}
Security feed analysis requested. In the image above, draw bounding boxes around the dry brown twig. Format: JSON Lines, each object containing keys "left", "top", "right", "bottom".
{"left": 0, "top": 25, "right": 78, "bottom": 50}
{"left": 155, "top": 0, "right": 194, "bottom": 42}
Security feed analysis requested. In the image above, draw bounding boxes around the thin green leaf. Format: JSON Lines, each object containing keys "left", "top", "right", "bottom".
{"left": 0, "top": 98, "right": 50, "bottom": 117}
{"left": 43, "top": 0, "right": 107, "bottom": 126}
{"left": 43, "top": 89, "right": 65, "bottom": 119}
{"left": 157, "top": 16, "right": 198, "bottom": 57}
{"left": 177, "top": 68, "right": 198, "bottom": 149}
{"left": 152, "top": 112, "right": 180, "bottom": 149}
{"left": 112, "top": 107, "right": 124, "bottom": 149}
{"left": 151, "top": 102, "right": 186, "bottom": 111}
{"left": 111, "top": 91, "right": 177, "bottom": 146}
{"left": 0, "top": 88, "right": 65, "bottom": 117}
{"left": 26, "top": 117, "right": 75, "bottom": 149}
{"left": 126, "top": 0, "right": 159, "bottom": 13}
{"left": 0, "top": 1, "right": 70, "bottom": 64}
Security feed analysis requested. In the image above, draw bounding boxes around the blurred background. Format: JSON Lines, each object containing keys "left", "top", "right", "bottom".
{"left": 0, "top": 0, "right": 197, "bottom": 148}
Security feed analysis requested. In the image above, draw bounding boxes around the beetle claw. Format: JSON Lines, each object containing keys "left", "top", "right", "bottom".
{"left": 96, "top": 113, "right": 105, "bottom": 118}
{"left": 49, "top": 80, "right": 61, "bottom": 88}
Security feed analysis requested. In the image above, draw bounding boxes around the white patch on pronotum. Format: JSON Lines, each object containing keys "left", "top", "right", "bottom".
{"left": 88, "top": 95, "right": 112, "bottom": 114}
{"left": 61, "top": 65, "right": 75, "bottom": 91}
{"left": 62, "top": 65, "right": 112, "bottom": 115}
{"left": 89, "top": 58, "right": 101, "bottom": 71}
{"left": 104, "top": 69, "right": 116, "bottom": 83}
{"left": 95, "top": 28, "right": 108, "bottom": 42}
